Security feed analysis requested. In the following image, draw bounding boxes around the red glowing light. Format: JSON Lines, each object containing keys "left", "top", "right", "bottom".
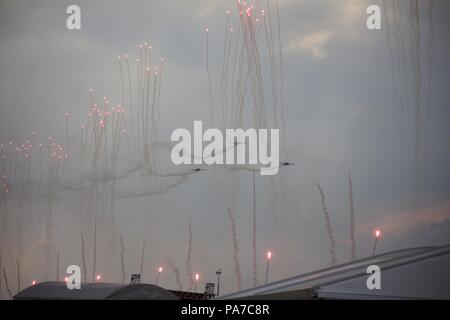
{"left": 195, "top": 273, "right": 199, "bottom": 281}
{"left": 96, "top": 274, "right": 101, "bottom": 281}
{"left": 158, "top": 267, "right": 163, "bottom": 273}
{"left": 375, "top": 229, "right": 381, "bottom": 238}
{"left": 64, "top": 277, "right": 68, "bottom": 282}
{"left": 267, "top": 251, "right": 272, "bottom": 260}
{"left": 32, "top": 280, "right": 37, "bottom": 285}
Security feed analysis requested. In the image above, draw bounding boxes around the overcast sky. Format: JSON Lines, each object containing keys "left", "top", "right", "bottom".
{"left": 0, "top": 0, "right": 449, "bottom": 295}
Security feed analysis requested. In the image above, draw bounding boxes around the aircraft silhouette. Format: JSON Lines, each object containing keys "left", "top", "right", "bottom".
{"left": 279, "top": 162, "right": 295, "bottom": 167}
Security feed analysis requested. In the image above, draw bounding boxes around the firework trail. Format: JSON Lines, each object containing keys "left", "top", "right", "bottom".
{"left": 206, "top": 28, "right": 214, "bottom": 127}
{"left": 185, "top": 218, "right": 193, "bottom": 291}
{"left": 118, "top": 56, "right": 125, "bottom": 106}
{"left": 65, "top": 113, "right": 70, "bottom": 178}
{"left": 385, "top": 0, "right": 433, "bottom": 211}
{"left": 382, "top": 0, "right": 402, "bottom": 128}
{"left": 316, "top": 183, "right": 336, "bottom": 266}
{"left": 224, "top": 26, "right": 233, "bottom": 127}
{"left": 92, "top": 218, "right": 97, "bottom": 282}
{"left": 56, "top": 250, "right": 60, "bottom": 281}
{"left": 275, "top": 0, "right": 287, "bottom": 159}
{"left": 125, "top": 54, "right": 135, "bottom": 143}
{"left": 139, "top": 240, "right": 146, "bottom": 278}
{"left": 412, "top": 0, "right": 422, "bottom": 211}
{"left": 252, "top": 171, "right": 258, "bottom": 287}
{"left": 227, "top": 207, "right": 242, "bottom": 291}
{"left": 119, "top": 234, "right": 126, "bottom": 284}
{"left": 220, "top": 11, "right": 230, "bottom": 128}
{"left": 80, "top": 233, "right": 87, "bottom": 282}
{"left": 0, "top": 253, "right": 2, "bottom": 297}
{"left": 423, "top": 0, "right": 434, "bottom": 172}
{"left": 2, "top": 267, "right": 12, "bottom": 299}
{"left": 167, "top": 257, "right": 183, "bottom": 291}
{"left": 348, "top": 172, "right": 356, "bottom": 261}
{"left": 16, "top": 257, "right": 20, "bottom": 292}
{"left": 263, "top": 1, "right": 278, "bottom": 130}
{"left": 117, "top": 175, "right": 188, "bottom": 198}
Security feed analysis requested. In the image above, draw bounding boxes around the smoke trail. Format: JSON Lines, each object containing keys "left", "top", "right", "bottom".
{"left": 0, "top": 253, "right": 2, "bottom": 296}
{"left": 227, "top": 207, "right": 242, "bottom": 291}
{"left": 412, "top": 0, "right": 422, "bottom": 211}
{"left": 16, "top": 257, "right": 20, "bottom": 293}
{"left": 206, "top": 28, "right": 214, "bottom": 127}
{"left": 92, "top": 218, "right": 97, "bottom": 282}
{"left": 118, "top": 56, "right": 125, "bottom": 106}
{"left": 2, "top": 267, "right": 12, "bottom": 299}
{"left": 220, "top": 13, "right": 229, "bottom": 128}
{"left": 167, "top": 257, "right": 183, "bottom": 291}
{"left": 56, "top": 250, "right": 60, "bottom": 281}
{"left": 252, "top": 171, "right": 258, "bottom": 287}
{"left": 348, "top": 172, "right": 356, "bottom": 261}
{"left": 382, "top": 0, "right": 403, "bottom": 132}
{"left": 423, "top": 0, "right": 434, "bottom": 174}
{"left": 117, "top": 175, "right": 187, "bottom": 198}
{"left": 120, "top": 234, "right": 126, "bottom": 283}
{"left": 316, "top": 183, "right": 336, "bottom": 266}
{"left": 185, "top": 218, "right": 193, "bottom": 291}
{"left": 80, "top": 233, "right": 87, "bottom": 282}
{"left": 139, "top": 240, "right": 146, "bottom": 277}
{"left": 275, "top": 1, "right": 287, "bottom": 159}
